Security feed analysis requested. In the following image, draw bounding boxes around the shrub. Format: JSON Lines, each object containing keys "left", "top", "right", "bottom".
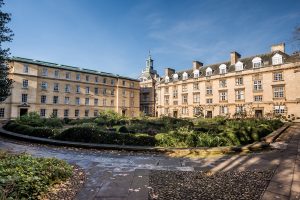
{"left": 123, "top": 133, "right": 156, "bottom": 146}
{"left": 17, "top": 112, "right": 44, "bottom": 127}
{"left": 55, "top": 126, "right": 103, "bottom": 143}
{"left": 0, "top": 152, "right": 72, "bottom": 199}
{"left": 44, "top": 117, "right": 63, "bottom": 128}
{"left": 116, "top": 125, "right": 129, "bottom": 133}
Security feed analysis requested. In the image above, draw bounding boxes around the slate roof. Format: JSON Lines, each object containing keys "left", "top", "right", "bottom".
{"left": 10, "top": 56, "right": 139, "bottom": 82}
{"left": 161, "top": 51, "right": 299, "bottom": 83}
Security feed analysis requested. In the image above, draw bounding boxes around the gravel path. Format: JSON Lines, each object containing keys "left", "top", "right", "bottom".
{"left": 149, "top": 170, "right": 274, "bottom": 200}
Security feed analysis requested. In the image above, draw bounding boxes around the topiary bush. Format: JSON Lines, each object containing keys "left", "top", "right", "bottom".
{"left": 55, "top": 126, "right": 103, "bottom": 143}
{"left": 116, "top": 125, "right": 129, "bottom": 133}
{"left": 44, "top": 117, "right": 64, "bottom": 128}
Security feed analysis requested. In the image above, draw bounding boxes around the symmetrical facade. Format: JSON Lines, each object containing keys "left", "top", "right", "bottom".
{"left": 0, "top": 57, "right": 140, "bottom": 120}
{"left": 156, "top": 44, "right": 300, "bottom": 118}
{"left": 139, "top": 54, "right": 159, "bottom": 116}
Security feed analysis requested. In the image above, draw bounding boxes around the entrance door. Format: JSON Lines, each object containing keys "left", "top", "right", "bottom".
{"left": 173, "top": 110, "right": 178, "bottom": 118}
{"left": 206, "top": 111, "right": 213, "bottom": 118}
{"left": 255, "top": 110, "right": 263, "bottom": 118}
{"left": 122, "top": 110, "right": 126, "bottom": 116}
{"left": 20, "top": 108, "right": 28, "bottom": 117}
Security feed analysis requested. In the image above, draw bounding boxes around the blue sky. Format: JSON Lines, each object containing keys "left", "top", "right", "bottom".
{"left": 3, "top": 0, "right": 300, "bottom": 78}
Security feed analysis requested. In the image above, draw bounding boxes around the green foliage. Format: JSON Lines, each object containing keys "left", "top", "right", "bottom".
{"left": 17, "top": 112, "right": 44, "bottom": 127}
{"left": 94, "top": 110, "right": 126, "bottom": 127}
{"left": 55, "top": 126, "right": 103, "bottom": 143}
{"left": 116, "top": 125, "right": 129, "bottom": 133}
{"left": 44, "top": 117, "right": 63, "bottom": 128}
{"left": 0, "top": 152, "right": 72, "bottom": 199}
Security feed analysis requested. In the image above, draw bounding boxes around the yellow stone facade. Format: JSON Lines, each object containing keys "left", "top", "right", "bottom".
{"left": 0, "top": 57, "right": 140, "bottom": 120}
{"left": 156, "top": 44, "right": 300, "bottom": 119}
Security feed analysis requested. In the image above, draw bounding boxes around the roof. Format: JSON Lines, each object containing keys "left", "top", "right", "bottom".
{"left": 9, "top": 56, "right": 139, "bottom": 82}
{"left": 161, "top": 51, "right": 300, "bottom": 82}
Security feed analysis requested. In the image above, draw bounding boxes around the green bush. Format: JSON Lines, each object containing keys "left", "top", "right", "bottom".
{"left": 55, "top": 126, "right": 103, "bottom": 143}
{"left": 17, "top": 112, "right": 44, "bottom": 127}
{"left": 0, "top": 152, "right": 72, "bottom": 200}
{"left": 44, "top": 117, "right": 63, "bottom": 128}
{"left": 116, "top": 125, "right": 129, "bottom": 133}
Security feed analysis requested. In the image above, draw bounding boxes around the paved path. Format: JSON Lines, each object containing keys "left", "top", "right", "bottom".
{"left": 0, "top": 123, "right": 299, "bottom": 199}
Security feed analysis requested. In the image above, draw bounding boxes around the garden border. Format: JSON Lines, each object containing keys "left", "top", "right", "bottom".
{"left": 0, "top": 123, "right": 290, "bottom": 154}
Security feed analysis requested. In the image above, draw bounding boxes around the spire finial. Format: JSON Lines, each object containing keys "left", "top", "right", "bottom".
{"left": 148, "top": 50, "right": 151, "bottom": 59}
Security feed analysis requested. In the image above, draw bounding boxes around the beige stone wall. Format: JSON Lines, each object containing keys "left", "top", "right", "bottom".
{"left": 0, "top": 60, "right": 140, "bottom": 120}
{"left": 157, "top": 62, "right": 300, "bottom": 118}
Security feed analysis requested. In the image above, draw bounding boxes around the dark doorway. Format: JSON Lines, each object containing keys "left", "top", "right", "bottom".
{"left": 122, "top": 110, "right": 126, "bottom": 116}
{"left": 255, "top": 110, "right": 263, "bottom": 118}
{"left": 173, "top": 110, "right": 178, "bottom": 118}
{"left": 206, "top": 111, "right": 213, "bottom": 118}
{"left": 20, "top": 108, "right": 28, "bottom": 117}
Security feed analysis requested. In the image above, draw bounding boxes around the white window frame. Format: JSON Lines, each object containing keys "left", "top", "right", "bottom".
{"left": 42, "top": 68, "right": 48, "bottom": 76}
{"left": 206, "top": 67, "right": 212, "bottom": 76}
{"left": 272, "top": 53, "right": 283, "bottom": 65}
{"left": 53, "top": 83, "right": 59, "bottom": 92}
{"left": 219, "top": 64, "right": 227, "bottom": 74}
{"left": 273, "top": 87, "right": 284, "bottom": 98}
{"left": 254, "top": 95, "right": 263, "bottom": 102}
{"left": 252, "top": 57, "right": 262, "bottom": 68}
{"left": 274, "top": 105, "right": 285, "bottom": 114}
{"left": 41, "top": 82, "right": 48, "bottom": 90}
{"left": 253, "top": 80, "right": 263, "bottom": 91}
{"left": 173, "top": 74, "right": 178, "bottom": 81}
{"left": 273, "top": 72, "right": 283, "bottom": 81}
{"left": 22, "top": 80, "right": 29, "bottom": 88}
{"left": 182, "top": 72, "right": 188, "bottom": 80}
{"left": 21, "top": 94, "right": 28, "bottom": 103}
{"left": 235, "top": 61, "right": 244, "bottom": 71}
{"left": 235, "top": 77, "right": 243, "bottom": 85}
{"left": 23, "top": 64, "right": 29, "bottom": 73}
{"left": 235, "top": 90, "right": 244, "bottom": 100}
{"left": 219, "top": 91, "right": 228, "bottom": 101}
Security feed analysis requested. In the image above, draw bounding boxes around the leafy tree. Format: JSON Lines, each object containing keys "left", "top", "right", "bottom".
{"left": 0, "top": 0, "right": 13, "bottom": 103}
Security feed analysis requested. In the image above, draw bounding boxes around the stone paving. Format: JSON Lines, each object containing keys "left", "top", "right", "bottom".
{"left": 0, "top": 123, "right": 299, "bottom": 199}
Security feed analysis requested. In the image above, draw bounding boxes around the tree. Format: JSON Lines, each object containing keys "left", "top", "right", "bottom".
{"left": 0, "top": 0, "right": 13, "bottom": 103}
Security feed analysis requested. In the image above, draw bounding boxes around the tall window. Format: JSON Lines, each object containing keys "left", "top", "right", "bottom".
{"left": 235, "top": 77, "right": 243, "bottom": 85}
{"left": 103, "top": 99, "right": 107, "bottom": 106}
{"left": 65, "top": 84, "right": 71, "bottom": 93}
{"left": 273, "top": 87, "right": 284, "bottom": 98}
{"left": 41, "top": 82, "right": 48, "bottom": 90}
{"left": 103, "top": 88, "right": 107, "bottom": 95}
{"left": 76, "top": 85, "right": 80, "bottom": 93}
{"left": 219, "top": 91, "right": 228, "bottom": 101}
{"left": 40, "top": 109, "right": 46, "bottom": 117}
{"left": 95, "top": 76, "right": 98, "bottom": 83}
{"left": 122, "top": 89, "right": 126, "bottom": 96}
{"left": 66, "top": 72, "right": 71, "bottom": 79}
{"left": 86, "top": 75, "right": 89, "bottom": 82}
{"left": 273, "top": 72, "right": 283, "bottom": 81}
{"left": 42, "top": 68, "right": 48, "bottom": 76}
{"left": 64, "top": 109, "right": 69, "bottom": 117}
{"left": 122, "top": 80, "right": 126, "bottom": 86}
{"left": 85, "top": 110, "right": 89, "bottom": 117}
{"left": 94, "top": 110, "right": 98, "bottom": 117}
{"left": 182, "top": 84, "right": 188, "bottom": 92}
{"left": 53, "top": 96, "right": 59, "bottom": 104}
{"left": 75, "top": 97, "right": 80, "bottom": 105}
{"left": 111, "top": 89, "right": 115, "bottom": 96}
{"left": 111, "top": 99, "right": 114, "bottom": 106}
{"left": 53, "top": 83, "right": 59, "bottom": 92}
{"left": 76, "top": 74, "right": 81, "bottom": 81}
{"left": 235, "top": 90, "right": 244, "bottom": 100}
{"left": 253, "top": 80, "right": 262, "bottom": 91}
{"left": 182, "top": 95, "right": 188, "bottom": 104}
{"left": 21, "top": 94, "right": 28, "bottom": 103}
{"left": 64, "top": 97, "right": 70, "bottom": 104}
{"left": 103, "top": 78, "right": 107, "bottom": 84}
{"left": 130, "top": 91, "right": 134, "bottom": 98}
{"left": 22, "top": 80, "right": 29, "bottom": 88}
{"left": 85, "top": 87, "right": 90, "bottom": 94}
{"left": 23, "top": 64, "right": 29, "bottom": 73}
{"left": 75, "top": 110, "right": 79, "bottom": 117}
{"left": 130, "top": 82, "right": 134, "bottom": 88}
{"left": 164, "top": 96, "right": 169, "bottom": 105}
{"left": 220, "top": 106, "right": 228, "bottom": 115}
{"left": 94, "top": 87, "right": 99, "bottom": 95}
{"left": 193, "top": 83, "right": 199, "bottom": 90}
{"left": 0, "top": 108, "right": 5, "bottom": 118}
{"left": 193, "top": 93, "right": 200, "bottom": 103}
{"left": 182, "top": 107, "right": 189, "bottom": 115}
{"left": 111, "top": 79, "right": 115, "bottom": 85}
{"left": 173, "top": 87, "right": 178, "bottom": 99}
{"left": 52, "top": 109, "right": 58, "bottom": 117}
{"left": 54, "top": 70, "right": 59, "bottom": 78}
{"left": 206, "top": 86, "right": 212, "bottom": 95}
{"left": 94, "top": 98, "right": 98, "bottom": 105}
{"left": 219, "top": 80, "right": 227, "bottom": 88}
{"left": 85, "top": 98, "right": 89, "bottom": 105}
{"left": 165, "top": 87, "right": 169, "bottom": 94}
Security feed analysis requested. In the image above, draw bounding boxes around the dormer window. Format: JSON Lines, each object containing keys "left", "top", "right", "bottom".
{"left": 165, "top": 76, "right": 169, "bottom": 83}
{"left": 193, "top": 70, "right": 200, "bottom": 78}
{"left": 235, "top": 61, "right": 244, "bottom": 71}
{"left": 219, "top": 64, "right": 227, "bottom": 74}
{"left": 182, "top": 72, "right": 188, "bottom": 80}
{"left": 252, "top": 57, "right": 262, "bottom": 68}
{"left": 272, "top": 53, "right": 283, "bottom": 65}
{"left": 206, "top": 67, "right": 212, "bottom": 76}
{"left": 173, "top": 74, "right": 178, "bottom": 81}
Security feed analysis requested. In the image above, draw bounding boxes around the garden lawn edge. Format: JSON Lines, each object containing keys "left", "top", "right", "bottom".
{"left": 0, "top": 123, "right": 289, "bottom": 154}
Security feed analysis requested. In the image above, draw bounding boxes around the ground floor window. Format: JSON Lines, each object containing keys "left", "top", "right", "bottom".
{"left": 274, "top": 105, "right": 285, "bottom": 114}
{"left": 64, "top": 109, "right": 69, "bottom": 117}
{"left": 52, "top": 109, "right": 58, "bottom": 117}
{"left": 219, "top": 106, "right": 228, "bottom": 115}
{"left": 0, "top": 108, "right": 4, "bottom": 118}
{"left": 94, "top": 110, "right": 98, "bottom": 117}
{"left": 75, "top": 110, "right": 79, "bottom": 117}
{"left": 182, "top": 107, "right": 189, "bottom": 115}
{"left": 85, "top": 110, "right": 89, "bottom": 117}
{"left": 40, "top": 109, "right": 46, "bottom": 117}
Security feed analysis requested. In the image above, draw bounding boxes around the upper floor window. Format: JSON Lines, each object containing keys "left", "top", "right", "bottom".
{"left": 21, "top": 94, "right": 28, "bottom": 103}
{"left": 42, "top": 68, "right": 48, "bottom": 76}
{"left": 75, "top": 97, "right": 80, "bottom": 105}
{"left": 66, "top": 72, "right": 71, "bottom": 79}
{"left": 95, "top": 76, "right": 98, "bottom": 83}
{"left": 193, "top": 83, "right": 199, "bottom": 90}
{"left": 182, "top": 84, "right": 188, "bottom": 92}
{"left": 53, "top": 83, "right": 59, "bottom": 91}
{"left": 206, "top": 86, "right": 212, "bottom": 95}
{"left": 206, "top": 67, "right": 212, "bottom": 76}
{"left": 235, "top": 61, "right": 243, "bottom": 71}
{"left": 274, "top": 105, "right": 285, "bottom": 114}
{"left": 182, "top": 72, "right": 188, "bottom": 80}
{"left": 272, "top": 53, "right": 283, "bottom": 65}
{"left": 0, "top": 108, "right": 4, "bottom": 118}
{"left": 76, "top": 74, "right": 81, "bottom": 81}
{"left": 165, "top": 76, "right": 169, "bottom": 83}
{"left": 173, "top": 74, "right": 178, "bottom": 81}
{"left": 122, "top": 80, "right": 126, "bottom": 86}
{"left": 273, "top": 86, "right": 285, "bottom": 98}
{"left": 235, "top": 90, "right": 244, "bottom": 100}
{"left": 76, "top": 85, "right": 80, "bottom": 93}
{"left": 65, "top": 84, "right": 71, "bottom": 93}
{"left": 41, "top": 82, "right": 48, "bottom": 90}
{"left": 219, "top": 79, "right": 227, "bottom": 88}
{"left": 22, "top": 80, "right": 29, "bottom": 88}
{"left": 235, "top": 77, "right": 243, "bottom": 85}
{"left": 86, "top": 75, "right": 89, "bottom": 82}
{"left": 103, "top": 78, "right": 107, "bottom": 84}
{"left": 54, "top": 70, "right": 60, "bottom": 78}
{"left": 130, "top": 82, "right": 134, "bottom": 88}
{"left": 219, "top": 64, "right": 227, "bottom": 74}
{"left": 193, "top": 70, "right": 200, "bottom": 78}
{"left": 85, "top": 87, "right": 90, "bottom": 94}
{"left": 23, "top": 64, "right": 29, "bottom": 73}
{"left": 253, "top": 80, "right": 263, "bottom": 91}
{"left": 252, "top": 57, "right": 262, "bottom": 68}
{"left": 219, "top": 91, "right": 228, "bottom": 101}
{"left": 111, "top": 79, "right": 115, "bottom": 85}
{"left": 273, "top": 72, "right": 283, "bottom": 81}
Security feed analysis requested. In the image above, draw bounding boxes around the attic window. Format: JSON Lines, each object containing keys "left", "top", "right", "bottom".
{"left": 193, "top": 70, "right": 199, "bottom": 78}
{"left": 165, "top": 76, "right": 170, "bottom": 83}
{"left": 272, "top": 53, "right": 283, "bottom": 65}
{"left": 173, "top": 74, "right": 178, "bottom": 81}
{"left": 235, "top": 61, "right": 244, "bottom": 71}
{"left": 182, "top": 72, "right": 188, "bottom": 80}
{"left": 206, "top": 67, "right": 212, "bottom": 76}
{"left": 252, "top": 57, "right": 262, "bottom": 68}
{"left": 219, "top": 64, "right": 227, "bottom": 74}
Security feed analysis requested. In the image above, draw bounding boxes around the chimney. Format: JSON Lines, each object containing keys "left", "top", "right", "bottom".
{"left": 164, "top": 68, "right": 175, "bottom": 77}
{"left": 192, "top": 61, "right": 203, "bottom": 70}
{"left": 230, "top": 51, "right": 241, "bottom": 65}
{"left": 271, "top": 43, "right": 285, "bottom": 53}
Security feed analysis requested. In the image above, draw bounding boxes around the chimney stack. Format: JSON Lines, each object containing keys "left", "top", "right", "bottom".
{"left": 192, "top": 61, "right": 203, "bottom": 70}
{"left": 230, "top": 52, "right": 241, "bottom": 65}
{"left": 164, "top": 68, "right": 175, "bottom": 77}
{"left": 271, "top": 43, "right": 285, "bottom": 53}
